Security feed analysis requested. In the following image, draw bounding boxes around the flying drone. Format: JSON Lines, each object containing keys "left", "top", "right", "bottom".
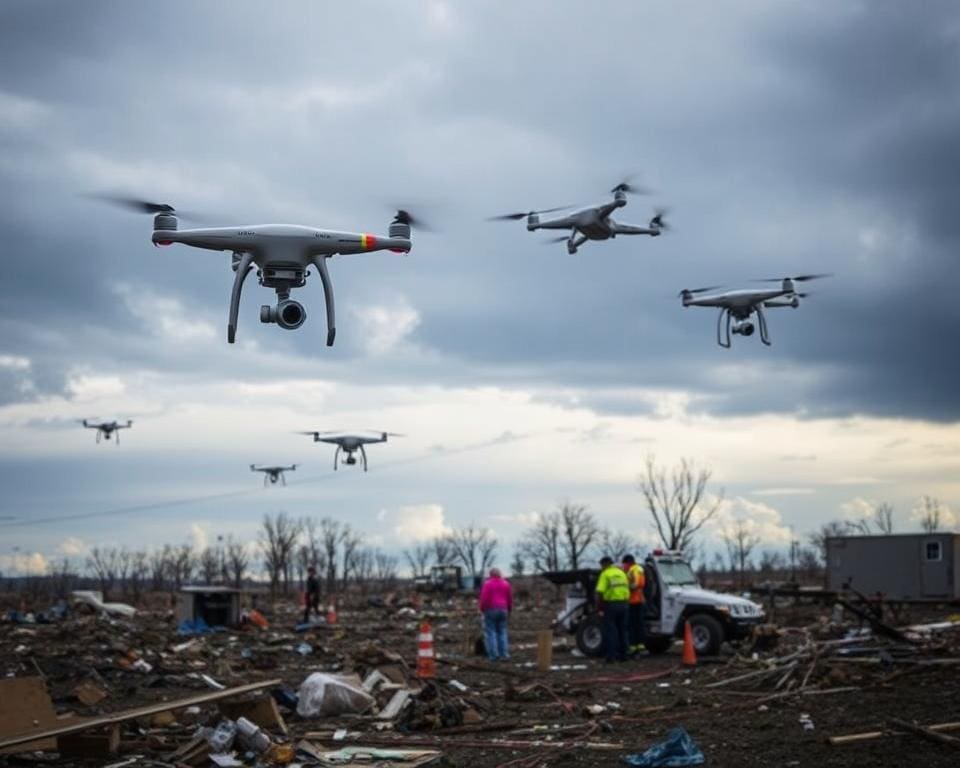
{"left": 296, "top": 430, "right": 402, "bottom": 471}
{"left": 489, "top": 178, "right": 668, "bottom": 254}
{"left": 250, "top": 463, "right": 297, "bottom": 486}
{"left": 94, "top": 195, "right": 425, "bottom": 346}
{"left": 80, "top": 419, "right": 133, "bottom": 444}
{"left": 679, "top": 274, "right": 830, "bottom": 347}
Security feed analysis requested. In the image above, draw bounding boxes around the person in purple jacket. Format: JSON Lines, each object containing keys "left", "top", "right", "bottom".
{"left": 478, "top": 567, "right": 513, "bottom": 661}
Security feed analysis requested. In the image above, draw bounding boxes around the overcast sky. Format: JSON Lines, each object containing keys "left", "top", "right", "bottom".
{"left": 1, "top": 0, "right": 959, "bottom": 575}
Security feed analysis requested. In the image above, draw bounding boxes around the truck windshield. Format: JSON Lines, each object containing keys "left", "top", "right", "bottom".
{"left": 657, "top": 560, "right": 699, "bottom": 586}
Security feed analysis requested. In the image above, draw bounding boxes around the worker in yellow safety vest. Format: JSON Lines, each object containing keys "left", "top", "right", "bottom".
{"left": 622, "top": 554, "right": 646, "bottom": 654}
{"left": 595, "top": 555, "right": 630, "bottom": 663}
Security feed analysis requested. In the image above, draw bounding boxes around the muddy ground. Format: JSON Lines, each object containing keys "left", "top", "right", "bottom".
{"left": 2, "top": 588, "right": 959, "bottom": 767}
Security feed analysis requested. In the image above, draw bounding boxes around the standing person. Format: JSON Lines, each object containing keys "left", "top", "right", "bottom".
{"left": 596, "top": 555, "right": 630, "bottom": 663}
{"left": 303, "top": 566, "right": 321, "bottom": 624}
{"left": 478, "top": 567, "right": 513, "bottom": 661}
{"left": 622, "top": 554, "right": 646, "bottom": 655}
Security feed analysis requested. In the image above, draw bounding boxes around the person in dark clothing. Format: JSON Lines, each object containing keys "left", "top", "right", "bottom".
{"left": 303, "top": 566, "right": 321, "bottom": 624}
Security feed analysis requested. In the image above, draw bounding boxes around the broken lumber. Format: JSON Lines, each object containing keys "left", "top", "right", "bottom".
{"left": 888, "top": 718, "right": 960, "bottom": 749}
{"left": 0, "top": 678, "right": 282, "bottom": 751}
{"left": 304, "top": 734, "right": 623, "bottom": 750}
{"left": 829, "top": 721, "right": 960, "bottom": 746}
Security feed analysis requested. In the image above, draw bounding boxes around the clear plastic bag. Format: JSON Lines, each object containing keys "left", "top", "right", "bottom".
{"left": 296, "top": 673, "right": 375, "bottom": 717}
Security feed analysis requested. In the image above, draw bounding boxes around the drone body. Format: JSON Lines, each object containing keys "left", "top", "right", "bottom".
{"left": 81, "top": 419, "right": 133, "bottom": 444}
{"left": 680, "top": 275, "right": 828, "bottom": 347}
{"left": 491, "top": 181, "right": 667, "bottom": 254}
{"left": 297, "top": 430, "right": 401, "bottom": 471}
{"left": 250, "top": 464, "right": 297, "bottom": 486}
{"left": 95, "top": 197, "right": 420, "bottom": 347}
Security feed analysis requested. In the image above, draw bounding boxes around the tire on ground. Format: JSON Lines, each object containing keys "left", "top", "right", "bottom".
{"left": 687, "top": 613, "right": 724, "bottom": 655}
{"left": 575, "top": 615, "right": 605, "bottom": 657}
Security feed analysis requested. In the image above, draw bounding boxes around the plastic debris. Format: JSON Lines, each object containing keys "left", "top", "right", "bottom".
{"left": 799, "top": 713, "right": 815, "bottom": 731}
{"left": 622, "top": 727, "right": 705, "bottom": 767}
{"left": 72, "top": 591, "right": 137, "bottom": 618}
{"left": 296, "top": 642, "right": 313, "bottom": 656}
{"left": 296, "top": 673, "right": 375, "bottom": 718}
{"left": 236, "top": 716, "right": 271, "bottom": 752}
{"left": 205, "top": 720, "right": 237, "bottom": 753}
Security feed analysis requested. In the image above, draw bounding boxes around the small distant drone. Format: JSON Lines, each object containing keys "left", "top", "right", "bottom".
{"left": 81, "top": 419, "right": 133, "bottom": 444}
{"left": 296, "top": 431, "right": 402, "bottom": 471}
{"left": 490, "top": 178, "right": 668, "bottom": 254}
{"left": 250, "top": 464, "right": 297, "bottom": 486}
{"left": 679, "top": 274, "right": 830, "bottom": 347}
{"left": 93, "top": 195, "right": 425, "bottom": 346}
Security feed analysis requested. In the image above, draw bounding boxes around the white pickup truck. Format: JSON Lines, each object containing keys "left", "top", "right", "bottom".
{"left": 546, "top": 549, "right": 765, "bottom": 656}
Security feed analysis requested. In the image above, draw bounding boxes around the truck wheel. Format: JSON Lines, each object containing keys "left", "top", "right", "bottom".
{"left": 575, "top": 616, "right": 604, "bottom": 657}
{"left": 688, "top": 613, "right": 724, "bottom": 655}
{"left": 643, "top": 636, "right": 673, "bottom": 655}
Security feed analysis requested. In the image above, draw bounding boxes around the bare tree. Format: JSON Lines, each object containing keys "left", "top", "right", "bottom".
{"left": 809, "top": 521, "right": 847, "bottom": 564}
{"left": 116, "top": 549, "right": 133, "bottom": 597}
{"left": 128, "top": 550, "right": 149, "bottom": 601}
{"left": 722, "top": 520, "right": 760, "bottom": 587}
{"left": 199, "top": 547, "right": 220, "bottom": 584}
{"left": 149, "top": 545, "right": 172, "bottom": 591}
{"left": 518, "top": 512, "right": 562, "bottom": 572}
{"left": 510, "top": 550, "right": 526, "bottom": 577}
{"left": 86, "top": 546, "right": 120, "bottom": 597}
{"left": 559, "top": 502, "right": 600, "bottom": 570}
{"left": 320, "top": 518, "right": 346, "bottom": 592}
{"left": 639, "top": 456, "right": 724, "bottom": 552}
{"left": 757, "top": 549, "right": 785, "bottom": 577}
{"left": 596, "top": 527, "right": 640, "bottom": 563}
{"left": 432, "top": 536, "right": 457, "bottom": 566}
{"left": 299, "top": 517, "right": 326, "bottom": 583}
{"left": 918, "top": 495, "right": 942, "bottom": 533}
{"left": 844, "top": 518, "right": 872, "bottom": 535}
{"left": 374, "top": 550, "right": 398, "bottom": 589}
{"left": 403, "top": 543, "right": 433, "bottom": 578}
{"left": 169, "top": 544, "right": 195, "bottom": 590}
{"left": 224, "top": 537, "right": 249, "bottom": 588}
{"left": 874, "top": 501, "right": 895, "bottom": 535}
{"left": 50, "top": 557, "right": 77, "bottom": 598}
{"left": 449, "top": 524, "right": 498, "bottom": 580}
{"left": 260, "top": 513, "right": 301, "bottom": 597}
{"left": 340, "top": 526, "right": 364, "bottom": 587}
{"left": 352, "top": 548, "right": 376, "bottom": 591}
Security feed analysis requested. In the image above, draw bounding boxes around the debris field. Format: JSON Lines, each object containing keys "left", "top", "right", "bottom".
{"left": 2, "top": 588, "right": 960, "bottom": 767}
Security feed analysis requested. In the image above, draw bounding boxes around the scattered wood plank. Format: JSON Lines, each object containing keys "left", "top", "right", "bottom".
{"left": 888, "top": 718, "right": 960, "bottom": 749}
{"left": 829, "top": 721, "right": 960, "bottom": 746}
{"left": 0, "top": 678, "right": 282, "bottom": 751}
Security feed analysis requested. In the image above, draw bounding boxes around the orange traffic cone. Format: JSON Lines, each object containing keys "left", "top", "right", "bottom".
{"left": 416, "top": 620, "right": 436, "bottom": 679}
{"left": 326, "top": 600, "right": 338, "bottom": 625}
{"left": 682, "top": 621, "right": 697, "bottom": 667}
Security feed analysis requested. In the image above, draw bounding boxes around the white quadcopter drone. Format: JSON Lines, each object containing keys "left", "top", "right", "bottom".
{"left": 95, "top": 196, "right": 424, "bottom": 346}
{"left": 679, "top": 274, "right": 829, "bottom": 347}
{"left": 250, "top": 463, "right": 297, "bottom": 486}
{"left": 80, "top": 419, "right": 133, "bottom": 444}
{"left": 296, "top": 430, "right": 402, "bottom": 471}
{"left": 490, "top": 178, "right": 668, "bottom": 254}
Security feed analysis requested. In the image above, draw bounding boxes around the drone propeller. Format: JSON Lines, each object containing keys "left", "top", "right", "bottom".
{"left": 649, "top": 207, "right": 671, "bottom": 230}
{"left": 678, "top": 285, "right": 723, "bottom": 297}
{"left": 753, "top": 273, "right": 832, "bottom": 283}
{"left": 488, "top": 205, "right": 573, "bottom": 222}
{"left": 610, "top": 174, "right": 650, "bottom": 196}
{"left": 543, "top": 235, "right": 571, "bottom": 244}
{"left": 392, "top": 208, "right": 434, "bottom": 232}
{"left": 87, "top": 193, "right": 176, "bottom": 214}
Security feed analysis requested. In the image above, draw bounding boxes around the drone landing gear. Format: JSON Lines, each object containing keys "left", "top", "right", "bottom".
{"left": 716, "top": 307, "right": 772, "bottom": 348}
{"left": 360, "top": 444, "right": 368, "bottom": 472}
{"left": 755, "top": 305, "right": 771, "bottom": 346}
{"left": 312, "top": 255, "right": 336, "bottom": 347}
{"left": 229, "top": 253, "right": 254, "bottom": 344}
{"left": 717, "top": 308, "right": 732, "bottom": 348}
{"left": 566, "top": 231, "right": 588, "bottom": 255}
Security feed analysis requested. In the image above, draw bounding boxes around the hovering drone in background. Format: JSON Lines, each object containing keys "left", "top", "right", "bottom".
{"left": 93, "top": 195, "right": 426, "bottom": 346}
{"left": 250, "top": 463, "right": 297, "bottom": 486}
{"left": 679, "top": 274, "right": 830, "bottom": 347}
{"left": 296, "top": 430, "right": 402, "bottom": 471}
{"left": 489, "top": 178, "right": 669, "bottom": 254}
{"left": 81, "top": 419, "right": 133, "bottom": 444}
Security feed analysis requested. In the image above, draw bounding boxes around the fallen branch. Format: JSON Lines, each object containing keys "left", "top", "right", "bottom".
{"left": 888, "top": 718, "right": 960, "bottom": 749}
{"left": 829, "top": 721, "right": 960, "bottom": 746}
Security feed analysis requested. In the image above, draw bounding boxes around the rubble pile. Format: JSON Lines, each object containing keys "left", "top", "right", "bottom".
{"left": 2, "top": 589, "right": 960, "bottom": 767}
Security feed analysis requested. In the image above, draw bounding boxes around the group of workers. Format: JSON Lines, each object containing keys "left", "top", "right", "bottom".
{"left": 595, "top": 554, "right": 646, "bottom": 663}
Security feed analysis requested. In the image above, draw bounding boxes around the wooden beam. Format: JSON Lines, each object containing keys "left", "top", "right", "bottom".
{"left": 0, "top": 679, "right": 282, "bottom": 751}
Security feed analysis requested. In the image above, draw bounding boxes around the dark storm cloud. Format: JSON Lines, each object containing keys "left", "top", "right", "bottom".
{"left": 0, "top": 1, "right": 959, "bottom": 420}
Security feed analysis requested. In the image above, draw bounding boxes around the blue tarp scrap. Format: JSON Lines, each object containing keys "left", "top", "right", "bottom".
{"left": 622, "top": 727, "right": 705, "bottom": 767}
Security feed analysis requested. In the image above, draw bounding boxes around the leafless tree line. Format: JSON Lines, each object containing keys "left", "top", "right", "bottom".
{"left": 401, "top": 524, "right": 498, "bottom": 580}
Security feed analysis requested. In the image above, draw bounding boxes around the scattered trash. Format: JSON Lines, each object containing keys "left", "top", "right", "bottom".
{"left": 799, "top": 713, "right": 815, "bottom": 732}
{"left": 622, "top": 727, "right": 705, "bottom": 767}
{"left": 297, "top": 673, "right": 375, "bottom": 718}
{"left": 296, "top": 641, "right": 314, "bottom": 656}
{"left": 71, "top": 590, "right": 137, "bottom": 618}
